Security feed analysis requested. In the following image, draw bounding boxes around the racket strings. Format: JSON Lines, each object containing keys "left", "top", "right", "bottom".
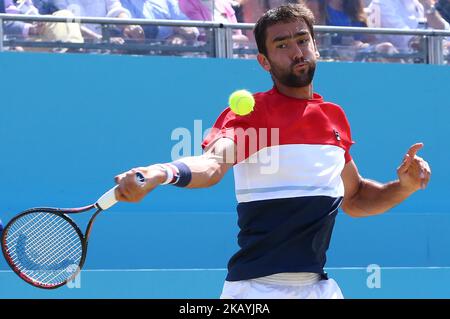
{"left": 6, "top": 213, "right": 49, "bottom": 241}
{"left": 8, "top": 214, "right": 70, "bottom": 256}
{"left": 16, "top": 217, "right": 79, "bottom": 265}
{"left": 8, "top": 215, "right": 76, "bottom": 267}
{"left": 4, "top": 212, "right": 83, "bottom": 287}
{"left": 14, "top": 217, "right": 82, "bottom": 284}
{"left": 6, "top": 214, "right": 56, "bottom": 263}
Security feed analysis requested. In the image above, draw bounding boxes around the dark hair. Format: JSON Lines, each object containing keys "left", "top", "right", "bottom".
{"left": 343, "top": 0, "right": 367, "bottom": 25}
{"left": 436, "top": 0, "right": 450, "bottom": 24}
{"left": 254, "top": 3, "right": 316, "bottom": 56}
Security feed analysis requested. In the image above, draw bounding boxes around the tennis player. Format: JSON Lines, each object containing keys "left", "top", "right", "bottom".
{"left": 115, "top": 4, "right": 431, "bottom": 299}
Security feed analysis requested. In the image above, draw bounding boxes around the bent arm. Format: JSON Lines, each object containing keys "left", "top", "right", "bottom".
{"left": 341, "top": 143, "right": 431, "bottom": 217}
{"left": 341, "top": 161, "right": 413, "bottom": 217}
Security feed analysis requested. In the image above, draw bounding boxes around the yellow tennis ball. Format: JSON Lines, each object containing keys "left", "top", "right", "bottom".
{"left": 229, "top": 90, "right": 255, "bottom": 116}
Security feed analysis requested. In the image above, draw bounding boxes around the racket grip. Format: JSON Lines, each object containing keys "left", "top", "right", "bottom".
{"left": 96, "top": 172, "right": 146, "bottom": 210}
{"left": 96, "top": 186, "right": 118, "bottom": 210}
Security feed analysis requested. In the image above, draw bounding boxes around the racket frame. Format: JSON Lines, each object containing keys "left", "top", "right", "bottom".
{"left": 1, "top": 205, "right": 103, "bottom": 289}
{"left": 1, "top": 172, "right": 144, "bottom": 289}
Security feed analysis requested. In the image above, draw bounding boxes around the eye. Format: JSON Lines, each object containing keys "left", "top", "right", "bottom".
{"left": 298, "top": 38, "right": 309, "bottom": 45}
{"left": 276, "top": 43, "right": 287, "bottom": 49}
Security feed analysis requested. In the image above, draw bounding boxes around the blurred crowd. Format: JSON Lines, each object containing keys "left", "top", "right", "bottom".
{"left": 0, "top": 0, "right": 449, "bottom": 59}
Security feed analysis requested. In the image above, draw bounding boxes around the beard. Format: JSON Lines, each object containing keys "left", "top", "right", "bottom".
{"left": 269, "top": 58, "right": 316, "bottom": 88}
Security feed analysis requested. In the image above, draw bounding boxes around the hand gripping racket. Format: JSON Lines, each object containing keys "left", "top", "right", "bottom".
{"left": 1, "top": 172, "right": 145, "bottom": 289}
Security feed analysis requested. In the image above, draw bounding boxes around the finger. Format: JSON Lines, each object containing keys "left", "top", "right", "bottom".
{"left": 420, "top": 171, "right": 425, "bottom": 189}
{"left": 123, "top": 175, "right": 136, "bottom": 193}
{"left": 423, "top": 161, "right": 431, "bottom": 175}
{"left": 398, "top": 154, "right": 412, "bottom": 174}
{"left": 412, "top": 157, "right": 426, "bottom": 172}
{"left": 123, "top": 174, "right": 139, "bottom": 197}
{"left": 115, "top": 174, "right": 125, "bottom": 184}
{"left": 126, "top": 172, "right": 145, "bottom": 197}
{"left": 117, "top": 183, "right": 130, "bottom": 200}
{"left": 407, "top": 142, "right": 424, "bottom": 158}
{"left": 422, "top": 171, "right": 431, "bottom": 189}
{"left": 404, "top": 158, "right": 425, "bottom": 190}
{"left": 410, "top": 158, "right": 423, "bottom": 176}
{"left": 115, "top": 186, "right": 127, "bottom": 201}
{"left": 115, "top": 170, "right": 133, "bottom": 183}
{"left": 411, "top": 159, "right": 426, "bottom": 189}
{"left": 411, "top": 156, "right": 425, "bottom": 174}
{"left": 418, "top": 162, "right": 430, "bottom": 190}
{"left": 425, "top": 170, "right": 431, "bottom": 185}
{"left": 420, "top": 170, "right": 430, "bottom": 189}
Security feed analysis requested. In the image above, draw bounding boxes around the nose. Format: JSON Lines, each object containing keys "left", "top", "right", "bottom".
{"left": 291, "top": 43, "right": 304, "bottom": 61}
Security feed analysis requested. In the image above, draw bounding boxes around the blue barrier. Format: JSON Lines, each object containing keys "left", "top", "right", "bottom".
{"left": 0, "top": 52, "right": 448, "bottom": 275}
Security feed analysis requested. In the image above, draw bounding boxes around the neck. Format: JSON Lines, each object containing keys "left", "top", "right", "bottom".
{"left": 274, "top": 81, "right": 314, "bottom": 100}
{"left": 328, "top": 0, "right": 343, "bottom": 10}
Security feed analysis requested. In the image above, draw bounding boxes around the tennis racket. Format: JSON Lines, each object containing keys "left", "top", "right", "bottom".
{"left": 1, "top": 172, "right": 145, "bottom": 289}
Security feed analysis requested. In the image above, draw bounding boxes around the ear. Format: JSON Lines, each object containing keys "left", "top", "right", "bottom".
{"left": 257, "top": 53, "right": 271, "bottom": 72}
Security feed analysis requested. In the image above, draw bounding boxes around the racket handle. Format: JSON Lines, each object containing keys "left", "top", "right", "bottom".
{"left": 96, "top": 172, "right": 146, "bottom": 210}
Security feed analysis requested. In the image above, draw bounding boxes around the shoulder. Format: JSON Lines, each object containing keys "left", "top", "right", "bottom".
{"left": 319, "top": 100, "right": 352, "bottom": 126}
{"left": 320, "top": 100, "right": 347, "bottom": 113}
{"left": 254, "top": 89, "right": 273, "bottom": 102}
{"left": 209, "top": 91, "right": 268, "bottom": 128}
{"left": 253, "top": 87, "right": 283, "bottom": 108}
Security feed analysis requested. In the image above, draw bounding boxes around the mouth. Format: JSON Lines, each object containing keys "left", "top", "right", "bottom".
{"left": 293, "top": 62, "right": 308, "bottom": 71}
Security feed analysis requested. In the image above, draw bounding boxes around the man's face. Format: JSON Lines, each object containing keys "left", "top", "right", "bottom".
{"left": 258, "top": 20, "right": 319, "bottom": 88}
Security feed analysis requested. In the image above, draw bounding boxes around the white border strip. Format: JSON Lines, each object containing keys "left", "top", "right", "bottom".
{"left": 2, "top": 266, "right": 450, "bottom": 273}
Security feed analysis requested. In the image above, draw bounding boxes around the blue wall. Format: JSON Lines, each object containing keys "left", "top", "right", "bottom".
{"left": 0, "top": 53, "right": 449, "bottom": 275}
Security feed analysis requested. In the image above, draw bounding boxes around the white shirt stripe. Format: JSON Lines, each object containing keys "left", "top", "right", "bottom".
{"left": 233, "top": 144, "right": 346, "bottom": 203}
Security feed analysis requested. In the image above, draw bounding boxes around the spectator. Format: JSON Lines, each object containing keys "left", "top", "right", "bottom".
{"left": 434, "top": 0, "right": 450, "bottom": 56}
{"left": 370, "top": 0, "right": 449, "bottom": 51}
{"left": 237, "top": 0, "right": 300, "bottom": 41}
{"left": 436, "top": 0, "right": 450, "bottom": 23}
{"left": 303, "top": 0, "right": 401, "bottom": 62}
{"left": 38, "top": 9, "right": 85, "bottom": 49}
{"left": 305, "top": 0, "right": 366, "bottom": 27}
{"left": 2, "top": 0, "right": 43, "bottom": 39}
{"left": 231, "top": 0, "right": 245, "bottom": 22}
{"left": 305, "top": 0, "right": 369, "bottom": 47}
{"left": 2, "top": 0, "right": 84, "bottom": 53}
{"left": 179, "top": 0, "right": 236, "bottom": 23}
{"left": 40, "top": 0, "right": 144, "bottom": 41}
{"left": 179, "top": 0, "right": 247, "bottom": 42}
{"left": 120, "top": 0, "right": 199, "bottom": 43}
{"left": 239, "top": 0, "right": 299, "bottom": 23}
{"left": 419, "top": 0, "right": 450, "bottom": 29}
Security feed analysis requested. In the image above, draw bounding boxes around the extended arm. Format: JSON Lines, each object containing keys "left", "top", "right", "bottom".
{"left": 114, "top": 138, "right": 236, "bottom": 202}
{"left": 341, "top": 143, "right": 431, "bottom": 217}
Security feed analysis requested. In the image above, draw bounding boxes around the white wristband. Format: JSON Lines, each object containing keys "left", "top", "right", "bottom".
{"left": 157, "top": 164, "right": 173, "bottom": 185}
